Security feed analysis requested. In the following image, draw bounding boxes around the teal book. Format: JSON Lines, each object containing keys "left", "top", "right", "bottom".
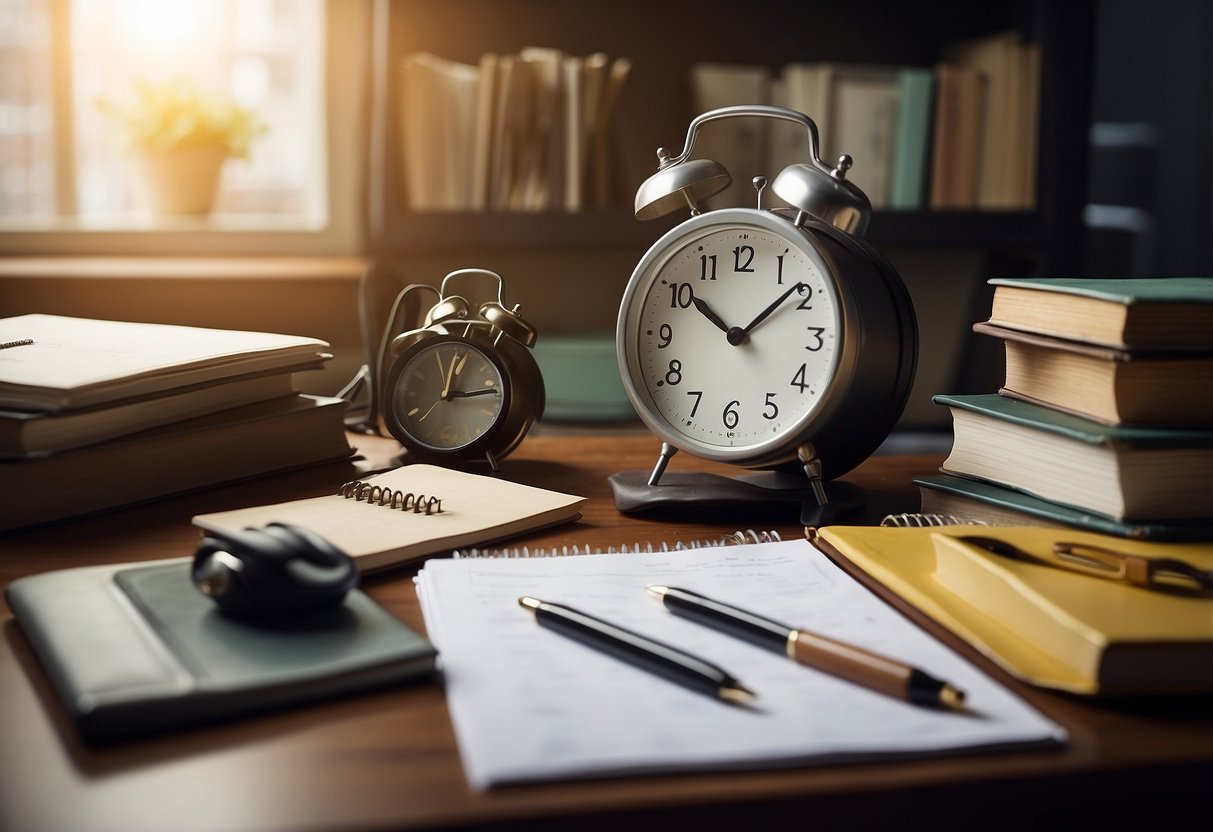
{"left": 986, "top": 277, "right": 1213, "bottom": 351}
{"left": 6, "top": 559, "right": 437, "bottom": 743}
{"left": 888, "top": 68, "right": 934, "bottom": 210}
{"left": 933, "top": 393, "right": 1213, "bottom": 523}
{"left": 915, "top": 473, "right": 1213, "bottom": 541}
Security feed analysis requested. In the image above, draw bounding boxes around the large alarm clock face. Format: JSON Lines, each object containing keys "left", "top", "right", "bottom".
{"left": 619, "top": 209, "right": 843, "bottom": 462}
{"left": 388, "top": 338, "right": 506, "bottom": 452}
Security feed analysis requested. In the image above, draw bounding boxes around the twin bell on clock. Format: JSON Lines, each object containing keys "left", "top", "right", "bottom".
{"left": 379, "top": 268, "right": 544, "bottom": 474}
{"left": 611, "top": 105, "right": 919, "bottom": 525}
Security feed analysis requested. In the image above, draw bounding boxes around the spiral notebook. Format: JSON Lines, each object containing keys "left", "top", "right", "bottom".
{"left": 193, "top": 464, "right": 586, "bottom": 572}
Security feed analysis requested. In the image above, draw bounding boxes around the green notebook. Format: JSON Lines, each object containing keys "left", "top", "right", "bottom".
{"left": 6, "top": 559, "right": 436, "bottom": 743}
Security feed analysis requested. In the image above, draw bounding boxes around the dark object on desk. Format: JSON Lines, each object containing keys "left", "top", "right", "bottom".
{"left": 5, "top": 558, "right": 436, "bottom": 743}
{"left": 192, "top": 523, "right": 359, "bottom": 619}
{"left": 957, "top": 535, "right": 1213, "bottom": 596}
{"left": 647, "top": 586, "right": 965, "bottom": 710}
{"left": 518, "top": 596, "right": 754, "bottom": 703}
{"left": 609, "top": 469, "right": 865, "bottom": 526}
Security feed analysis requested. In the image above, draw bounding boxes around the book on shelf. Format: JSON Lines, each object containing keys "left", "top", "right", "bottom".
{"left": 193, "top": 464, "right": 586, "bottom": 573}
{"left": 914, "top": 473, "right": 1213, "bottom": 541}
{"left": 943, "top": 30, "right": 1040, "bottom": 210}
{"left": 928, "top": 63, "right": 985, "bottom": 210}
{"left": 399, "top": 48, "right": 631, "bottom": 213}
{"left": 933, "top": 393, "right": 1213, "bottom": 524}
{"left": 824, "top": 64, "right": 901, "bottom": 209}
{"left": 400, "top": 51, "right": 481, "bottom": 211}
{"left": 0, "top": 314, "right": 330, "bottom": 413}
{"left": 814, "top": 525, "right": 1213, "bottom": 696}
{"left": 985, "top": 276, "right": 1213, "bottom": 351}
{"left": 973, "top": 321, "right": 1213, "bottom": 427}
{"left": 888, "top": 68, "right": 935, "bottom": 211}
{"left": 0, "top": 395, "right": 354, "bottom": 533}
{"left": 691, "top": 62, "right": 771, "bottom": 211}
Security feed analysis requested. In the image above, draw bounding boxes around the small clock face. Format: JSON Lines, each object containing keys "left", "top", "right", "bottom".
{"left": 388, "top": 338, "right": 506, "bottom": 452}
{"left": 619, "top": 209, "right": 844, "bottom": 463}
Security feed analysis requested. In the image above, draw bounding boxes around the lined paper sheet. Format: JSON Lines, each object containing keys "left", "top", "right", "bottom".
{"left": 415, "top": 539, "right": 1066, "bottom": 789}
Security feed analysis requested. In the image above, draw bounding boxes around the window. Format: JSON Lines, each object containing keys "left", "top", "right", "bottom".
{"left": 0, "top": 0, "right": 367, "bottom": 255}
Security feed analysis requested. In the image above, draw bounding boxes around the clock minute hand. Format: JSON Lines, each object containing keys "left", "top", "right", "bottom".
{"left": 734, "top": 283, "right": 809, "bottom": 341}
{"left": 447, "top": 387, "right": 499, "bottom": 398}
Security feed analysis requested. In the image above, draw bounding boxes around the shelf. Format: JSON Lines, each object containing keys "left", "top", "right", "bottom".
{"left": 368, "top": 207, "right": 1053, "bottom": 255}
{"left": 368, "top": 0, "right": 1094, "bottom": 275}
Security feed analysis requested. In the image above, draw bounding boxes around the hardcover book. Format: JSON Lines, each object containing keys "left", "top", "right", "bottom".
{"left": 933, "top": 393, "right": 1213, "bottom": 522}
{"left": 973, "top": 321, "right": 1213, "bottom": 427}
{"left": 985, "top": 277, "right": 1213, "bottom": 351}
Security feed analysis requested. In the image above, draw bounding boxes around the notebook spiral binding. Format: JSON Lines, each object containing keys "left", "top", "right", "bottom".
{"left": 454, "top": 529, "right": 782, "bottom": 558}
{"left": 338, "top": 479, "right": 443, "bottom": 515}
{"left": 880, "top": 512, "right": 990, "bottom": 528}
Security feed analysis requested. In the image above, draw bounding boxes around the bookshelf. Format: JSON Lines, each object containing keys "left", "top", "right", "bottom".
{"left": 368, "top": 0, "right": 1093, "bottom": 269}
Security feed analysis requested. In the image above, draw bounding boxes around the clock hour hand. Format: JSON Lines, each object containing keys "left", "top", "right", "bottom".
{"left": 730, "top": 282, "right": 809, "bottom": 344}
{"left": 447, "top": 387, "right": 499, "bottom": 398}
{"left": 690, "top": 294, "right": 731, "bottom": 334}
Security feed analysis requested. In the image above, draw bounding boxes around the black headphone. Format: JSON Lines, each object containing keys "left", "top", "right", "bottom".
{"left": 191, "top": 523, "right": 358, "bottom": 620}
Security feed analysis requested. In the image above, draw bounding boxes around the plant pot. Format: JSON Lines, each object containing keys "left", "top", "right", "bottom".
{"left": 134, "top": 144, "right": 229, "bottom": 215}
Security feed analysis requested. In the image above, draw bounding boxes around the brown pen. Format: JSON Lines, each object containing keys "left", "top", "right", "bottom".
{"left": 647, "top": 585, "right": 965, "bottom": 710}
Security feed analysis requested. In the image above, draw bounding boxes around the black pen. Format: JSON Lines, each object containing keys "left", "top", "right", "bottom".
{"left": 518, "top": 596, "right": 755, "bottom": 703}
{"left": 646, "top": 586, "right": 965, "bottom": 710}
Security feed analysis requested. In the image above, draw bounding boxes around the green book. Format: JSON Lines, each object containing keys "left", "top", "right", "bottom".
{"left": 986, "top": 277, "right": 1213, "bottom": 351}
{"left": 933, "top": 393, "right": 1213, "bottom": 523}
{"left": 889, "top": 68, "right": 934, "bottom": 210}
{"left": 915, "top": 473, "right": 1213, "bottom": 541}
{"left": 6, "top": 559, "right": 437, "bottom": 743}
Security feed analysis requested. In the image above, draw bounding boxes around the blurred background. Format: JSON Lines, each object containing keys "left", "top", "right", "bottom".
{"left": 0, "top": 0, "right": 1209, "bottom": 439}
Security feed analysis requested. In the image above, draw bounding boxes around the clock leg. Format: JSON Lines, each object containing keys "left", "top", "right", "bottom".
{"left": 796, "top": 442, "right": 829, "bottom": 507}
{"left": 647, "top": 442, "right": 679, "bottom": 486}
{"left": 485, "top": 449, "right": 500, "bottom": 475}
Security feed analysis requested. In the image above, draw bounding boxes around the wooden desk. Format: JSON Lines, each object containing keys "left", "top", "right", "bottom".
{"left": 1, "top": 433, "right": 1208, "bottom": 831}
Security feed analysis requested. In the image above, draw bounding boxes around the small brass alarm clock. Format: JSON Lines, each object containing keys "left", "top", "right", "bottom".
{"left": 383, "top": 269, "right": 544, "bottom": 472}
{"left": 614, "top": 105, "right": 917, "bottom": 520}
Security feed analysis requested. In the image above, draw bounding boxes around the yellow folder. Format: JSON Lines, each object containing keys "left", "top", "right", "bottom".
{"left": 812, "top": 526, "right": 1213, "bottom": 696}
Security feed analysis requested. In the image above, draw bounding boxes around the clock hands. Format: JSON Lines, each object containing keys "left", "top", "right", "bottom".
{"left": 732, "top": 282, "right": 810, "bottom": 343}
{"left": 687, "top": 282, "right": 809, "bottom": 346}
{"left": 690, "top": 294, "right": 730, "bottom": 334}
{"left": 448, "top": 387, "right": 499, "bottom": 398}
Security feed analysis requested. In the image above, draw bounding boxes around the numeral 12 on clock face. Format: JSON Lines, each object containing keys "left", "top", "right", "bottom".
{"left": 635, "top": 224, "right": 840, "bottom": 451}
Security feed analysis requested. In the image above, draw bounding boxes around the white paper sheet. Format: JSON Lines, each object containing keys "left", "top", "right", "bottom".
{"left": 415, "top": 539, "right": 1065, "bottom": 789}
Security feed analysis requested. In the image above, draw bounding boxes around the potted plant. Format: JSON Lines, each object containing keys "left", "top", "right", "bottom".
{"left": 98, "top": 78, "right": 266, "bottom": 215}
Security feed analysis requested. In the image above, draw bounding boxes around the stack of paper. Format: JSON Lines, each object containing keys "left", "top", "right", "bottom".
{"left": 415, "top": 539, "right": 1064, "bottom": 789}
{"left": 0, "top": 314, "right": 351, "bottom": 531}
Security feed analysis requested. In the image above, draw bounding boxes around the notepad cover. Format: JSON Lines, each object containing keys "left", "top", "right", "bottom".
{"left": 6, "top": 558, "right": 436, "bottom": 742}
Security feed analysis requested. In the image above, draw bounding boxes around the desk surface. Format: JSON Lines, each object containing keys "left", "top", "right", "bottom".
{"left": 1, "top": 432, "right": 1209, "bottom": 831}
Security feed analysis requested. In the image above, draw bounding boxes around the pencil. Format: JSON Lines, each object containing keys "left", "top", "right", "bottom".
{"left": 518, "top": 596, "right": 755, "bottom": 703}
{"left": 646, "top": 586, "right": 965, "bottom": 710}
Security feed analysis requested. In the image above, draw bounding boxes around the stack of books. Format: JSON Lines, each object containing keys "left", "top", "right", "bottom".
{"left": 0, "top": 314, "right": 354, "bottom": 532}
{"left": 920, "top": 277, "right": 1213, "bottom": 540}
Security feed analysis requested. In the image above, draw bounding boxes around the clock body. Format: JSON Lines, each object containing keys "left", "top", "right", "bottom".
{"left": 617, "top": 206, "right": 916, "bottom": 480}
{"left": 383, "top": 329, "right": 543, "bottom": 467}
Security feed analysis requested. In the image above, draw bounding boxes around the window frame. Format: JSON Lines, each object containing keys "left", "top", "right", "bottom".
{"left": 0, "top": 0, "right": 370, "bottom": 257}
